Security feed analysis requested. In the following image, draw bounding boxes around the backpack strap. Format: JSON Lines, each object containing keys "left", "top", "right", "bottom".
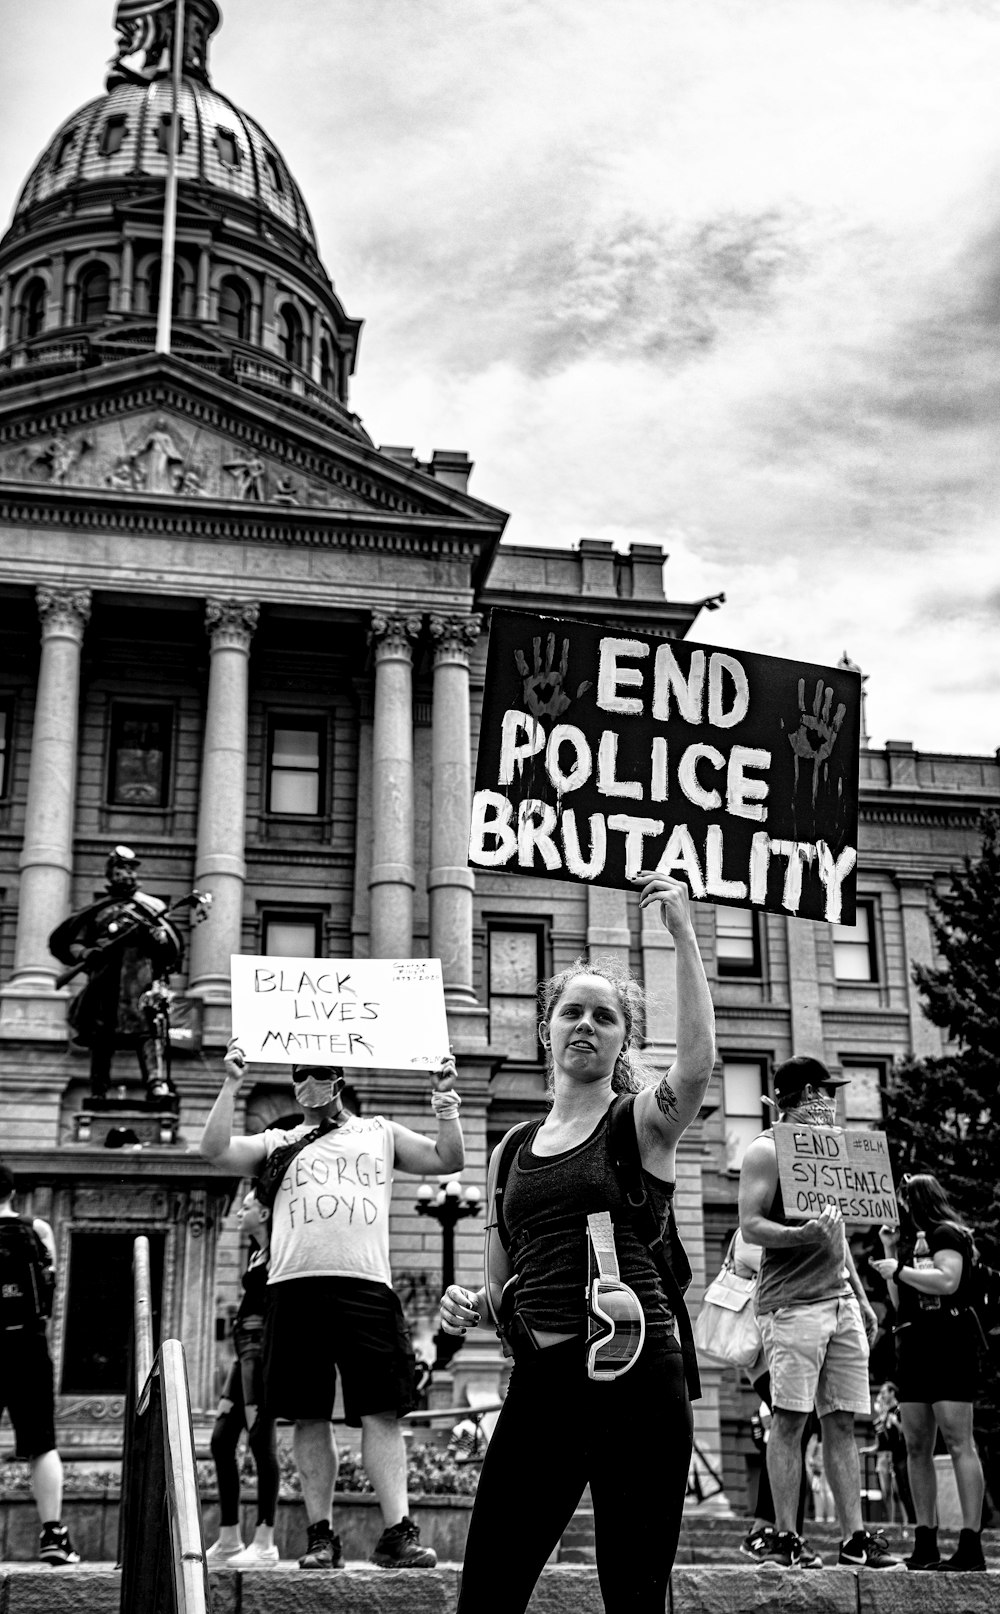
{"left": 608, "top": 1093, "right": 702, "bottom": 1401}
{"left": 253, "top": 1116, "right": 336, "bottom": 1210}
{"left": 491, "top": 1120, "right": 539, "bottom": 1255}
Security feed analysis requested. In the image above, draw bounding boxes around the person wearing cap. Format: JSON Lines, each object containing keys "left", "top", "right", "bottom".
{"left": 738, "top": 1054, "right": 902, "bottom": 1571}
{"left": 48, "top": 845, "right": 183, "bottom": 1101}
{"left": 199, "top": 1042, "right": 463, "bottom": 1571}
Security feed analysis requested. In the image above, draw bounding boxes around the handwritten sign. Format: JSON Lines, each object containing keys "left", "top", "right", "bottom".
{"left": 773, "top": 1124, "right": 898, "bottom": 1227}
{"left": 470, "top": 609, "right": 861, "bottom": 922}
{"left": 230, "top": 955, "right": 450, "bottom": 1071}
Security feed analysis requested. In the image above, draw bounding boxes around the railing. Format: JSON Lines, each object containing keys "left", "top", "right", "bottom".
{"left": 119, "top": 1237, "right": 211, "bottom": 1614}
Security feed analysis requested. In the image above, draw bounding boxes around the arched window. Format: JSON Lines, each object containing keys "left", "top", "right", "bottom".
{"left": 147, "top": 260, "right": 184, "bottom": 319}
{"left": 17, "top": 277, "right": 47, "bottom": 342}
{"left": 76, "top": 264, "right": 110, "bottom": 325}
{"left": 218, "top": 276, "right": 251, "bottom": 341}
{"left": 320, "top": 337, "right": 336, "bottom": 393}
{"left": 280, "top": 305, "right": 305, "bottom": 369}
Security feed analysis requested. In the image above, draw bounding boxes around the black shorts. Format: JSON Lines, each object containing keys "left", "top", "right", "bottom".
{"left": 895, "top": 1313, "right": 981, "bottom": 1405}
{"left": 0, "top": 1329, "right": 56, "bottom": 1458}
{"left": 263, "top": 1277, "right": 416, "bottom": 1428}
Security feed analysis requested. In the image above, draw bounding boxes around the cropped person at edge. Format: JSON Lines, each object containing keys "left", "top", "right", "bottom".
{"left": 440, "top": 871, "right": 715, "bottom": 1614}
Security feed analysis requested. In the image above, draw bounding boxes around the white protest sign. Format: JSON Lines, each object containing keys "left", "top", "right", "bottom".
{"left": 773, "top": 1124, "right": 899, "bottom": 1227}
{"left": 230, "top": 955, "right": 450, "bottom": 1070}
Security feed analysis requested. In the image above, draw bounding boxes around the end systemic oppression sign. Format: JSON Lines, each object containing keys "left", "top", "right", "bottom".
{"left": 469, "top": 610, "right": 862, "bottom": 923}
{"left": 773, "top": 1125, "right": 898, "bottom": 1228}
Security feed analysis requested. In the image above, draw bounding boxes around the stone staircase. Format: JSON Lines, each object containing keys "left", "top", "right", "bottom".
{"left": 560, "top": 1514, "right": 1000, "bottom": 1568}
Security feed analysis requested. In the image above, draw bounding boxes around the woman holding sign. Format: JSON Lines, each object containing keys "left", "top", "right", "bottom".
{"left": 870, "top": 1174, "right": 986, "bottom": 1572}
{"left": 439, "top": 872, "right": 715, "bottom": 1614}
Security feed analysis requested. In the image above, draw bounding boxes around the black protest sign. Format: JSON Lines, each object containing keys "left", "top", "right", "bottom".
{"left": 773, "top": 1125, "right": 898, "bottom": 1227}
{"left": 469, "top": 609, "right": 861, "bottom": 922}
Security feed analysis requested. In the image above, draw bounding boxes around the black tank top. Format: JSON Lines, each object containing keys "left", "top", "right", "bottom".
{"left": 504, "top": 1108, "right": 678, "bottom": 1340}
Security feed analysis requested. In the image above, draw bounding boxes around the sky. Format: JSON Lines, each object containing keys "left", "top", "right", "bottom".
{"left": 2, "top": 0, "right": 999, "bottom": 754}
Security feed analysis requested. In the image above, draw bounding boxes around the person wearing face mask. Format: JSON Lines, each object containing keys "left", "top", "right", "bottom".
{"left": 738, "top": 1055, "right": 903, "bottom": 1571}
{"left": 200, "top": 1040, "right": 463, "bottom": 1572}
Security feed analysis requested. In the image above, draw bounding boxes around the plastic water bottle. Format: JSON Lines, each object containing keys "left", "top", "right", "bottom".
{"left": 913, "top": 1229, "right": 940, "bottom": 1311}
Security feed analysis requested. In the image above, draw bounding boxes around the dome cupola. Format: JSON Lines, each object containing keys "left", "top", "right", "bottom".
{"left": 0, "top": 1, "right": 364, "bottom": 439}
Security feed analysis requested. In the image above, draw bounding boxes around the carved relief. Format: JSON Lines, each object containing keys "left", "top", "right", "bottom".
{"left": 30, "top": 432, "right": 93, "bottom": 485}
{"left": 205, "top": 597, "right": 260, "bottom": 651}
{"left": 71, "top": 1188, "right": 170, "bottom": 1221}
{"left": 429, "top": 613, "right": 482, "bottom": 662}
{"left": 223, "top": 450, "right": 266, "bottom": 500}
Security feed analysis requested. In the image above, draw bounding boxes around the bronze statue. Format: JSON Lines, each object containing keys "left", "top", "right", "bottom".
{"left": 49, "top": 845, "right": 210, "bottom": 1103}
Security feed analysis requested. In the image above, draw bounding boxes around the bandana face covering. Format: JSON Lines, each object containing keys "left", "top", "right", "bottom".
{"left": 791, "top": 1097, "right": 837, "bottom": 1127}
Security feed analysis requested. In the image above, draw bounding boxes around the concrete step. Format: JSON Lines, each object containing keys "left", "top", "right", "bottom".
{"left": 0, "top": 1562, "right": 996, "bottom": 1613}
{"left": 560, "top": 1518, "right": 1000, "bottom": 1568}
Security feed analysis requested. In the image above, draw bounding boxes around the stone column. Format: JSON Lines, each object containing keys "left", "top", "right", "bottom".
{"left": 896, "top": 877, "right": 943, "bottom": 1058}
{"left": 47, "top": 254, "right": 65, "bottom": 330}
{"left": 368, "top": 612, "right": 420, "bottom": 960}
{"left": 0, "top": 277, "right": 10, "bottom": 350}
{"left": 786, "top": 915, "right": 825, "bottom": 1056}
{"left": 641, "top": 903, "right": 677, "bottom": 1067}
{"left": 119, "top": 237, "right": 134, "bottom": 314}
{"left": 10, "top": 586, "right": 91, "bottom": 991}
{"left": 196, "top": 247, "right": 211, "bottom": 321}
{"left": 587, "top": 887, "right": 630, "bottom": 970}
{"left": 261, "top": 274, "right": 278, "bottom": 355}
{"left": 187, "top": 599, "right": 259, "bottom": 1003}
{"left": 428, "top": 614, "right": 480, "bottom": 1006}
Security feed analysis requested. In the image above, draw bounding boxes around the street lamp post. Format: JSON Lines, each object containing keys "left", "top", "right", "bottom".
{"left": 415, "top": 1179, "right": 482, "bottom": 1369}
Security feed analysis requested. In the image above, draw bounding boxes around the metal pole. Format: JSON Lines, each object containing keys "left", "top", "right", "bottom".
{"left": 155, "top": 0, "right": 186, "bottom": 354}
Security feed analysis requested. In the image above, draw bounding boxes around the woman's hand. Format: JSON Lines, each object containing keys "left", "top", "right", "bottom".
{"left": 440, "top": 1284, "right": 482, "bottom": 1336}
{"left": 224, "top": 1039, "right": 247, "bottom": 1086}
{"left": 636, "top": 870, "right": 693, "bottom": 935}
{"left": 878, "top": 1223, "right": 898, "bottom": 1256}
{"left": 869, "top": 1256, "right": 898, "bottom": 1283}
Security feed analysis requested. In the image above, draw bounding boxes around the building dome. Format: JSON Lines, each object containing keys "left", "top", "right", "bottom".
{"left": 12, "top": 76, "right": 317, "bottom": 254}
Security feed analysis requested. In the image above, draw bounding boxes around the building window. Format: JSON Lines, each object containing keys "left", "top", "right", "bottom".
{"left": 716, "top": 906, "right": 761, "bottom": 977}
{"left": 263, "top": 151, "right": 284, "bottom": 193}
{"left": 156, "top": 113, "right": 187, "bottom": 155}
{"left": 62, "top": 1231, "right": 164, "bottom": 1394}
{"left": 215, "top": 127, "right": 240, "bottom": 166}
{"left": 833, "top": 899, "right": 878, "bottom": 982}
{"left": 267, "top": 717, "right": 323, "bottom": 815}
{"left": 262, "top": 912, "right": 323, "bottom": 957}
{"left": 107, "top": 704, "right": 172, "bottom": 807}
{"left": 722, "top": 1057, "right": 766, "bottom": 1170}
{"left": 218, "top": 276, "right": 251, "bottom": 340}
{"left": 0, "top": 701, "right": 11, "bottom": 796}
{"left": 99, "top": 116, "right": 127, "bottom": 157}
{"left": 839, "top": 1061, "right": 886, "bottom": 1129}
{"left": 16, "top": 277, "right": 46, "bottom": 342}
{"left": 76, "top": 264, "right": 111, "bottom": 325}
{"left": 147, "top": 260, "right": 183, "bottom": 318}
{"left": 279, "top": 305, "right": 305, "bottom": 369}
{"left": 52, "top": 129, "right": 77, "bottom": 169}
{"left": 488, "top": 924, "right": 544, "bottom": 1062}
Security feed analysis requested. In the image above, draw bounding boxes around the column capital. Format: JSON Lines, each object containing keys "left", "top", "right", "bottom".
{"left": 369, "top": 611, "right": 422, "bottom": 662}
{"left": 429, "top": 612, "right": 481, "bottom": 665}
{"left": 36, "top": 585, "right": 91, "bottom": 641}
{"left": 204, "top": 598, "right": 260, "bottom": 651}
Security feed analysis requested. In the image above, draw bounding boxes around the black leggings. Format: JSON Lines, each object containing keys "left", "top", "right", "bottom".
{"left": 458, "top": 1337, "right": 692, "bottom": 1614}
{"left": 210, "top": 1337, "right": 279, "bottom": 1528}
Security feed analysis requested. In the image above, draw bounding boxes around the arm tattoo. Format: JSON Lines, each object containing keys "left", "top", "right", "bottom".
{"left": 654, "top": 1079, "right": 681, "bottom": 1124}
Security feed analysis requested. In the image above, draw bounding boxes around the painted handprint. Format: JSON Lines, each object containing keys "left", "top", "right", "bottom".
{"left": 514, "top": 633, "right": 592, "bottom": 720}
{"left": 786, "top": 677, "right": 847, "bottom": 805}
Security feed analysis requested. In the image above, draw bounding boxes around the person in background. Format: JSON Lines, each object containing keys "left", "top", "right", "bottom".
{"left": 440, "top": 872, "right": 716, "bottom": 1614}
{"left": 0, "top": 1162, "right": 79, "bottom": 1566}
{"left": 739, "top": 1055, "right": 903, "bottom": 1570}
{"left": 200, "top": 1045, "right": 463, "bottom": 1572}
{"left": 870, "top": 1172, "right": 986, "bottom": 1572}
{"left": 204, "top": 1185, "right": 280, "bottom": 1570}
{"left": 733, "top": 1229, "right": 823, "bottom": 1566}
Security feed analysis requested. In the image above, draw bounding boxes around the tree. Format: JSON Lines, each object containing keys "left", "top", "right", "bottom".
{"left": 881, "top": 808, "right": 1000, "bottom": 1512}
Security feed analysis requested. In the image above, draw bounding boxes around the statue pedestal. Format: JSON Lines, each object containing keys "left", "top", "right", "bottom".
{"left": 74, "top": 1097, "right": 180, "bottom": 1147}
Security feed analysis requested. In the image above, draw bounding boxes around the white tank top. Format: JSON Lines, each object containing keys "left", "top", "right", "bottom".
{"left": 261, "top": 1115, "right": 395, "bottom": 1288}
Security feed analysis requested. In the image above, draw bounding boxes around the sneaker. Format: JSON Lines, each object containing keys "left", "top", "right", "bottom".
{"left": 372, "top": 1516, "right": 438, "bottom": 1569}
{"left": 205, "top": 1536, "right": 245, "bottom": 1568}
{"left": 298, "top": 1523, "right": 345, "bottom": 1569}
{"left": 740, "top": 1525, "right": 775, "bottom": 1562}
{"left": 838, "top": 1529, "right": 905, "bottom": 1570}
{"left": 798, "top": 1538, "right": 825, "bottom": 1569}
{"left": 39, "top": 1523, "right": 80, "bottom": 1566}
{"left": 227, "top": 1541, "right": 280, "bottom": 1569}
{"left": 757, "top": 1530, "right": 803, "bottom": 1569}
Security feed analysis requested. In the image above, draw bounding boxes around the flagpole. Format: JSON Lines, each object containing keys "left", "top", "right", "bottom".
{"left": 155, "top": 0, "right": 185, "bottom": 354}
